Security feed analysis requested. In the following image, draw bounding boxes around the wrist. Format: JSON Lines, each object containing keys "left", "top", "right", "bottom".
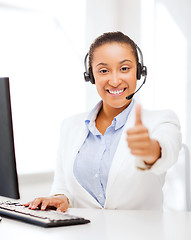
{"left": 143, "top": 140, "right": 161, "bottom": 165}
{"left": 53, "top": 194, "right": 69, "bottom": 205}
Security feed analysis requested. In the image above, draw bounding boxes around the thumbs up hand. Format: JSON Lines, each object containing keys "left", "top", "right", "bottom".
{"left": 126, "top": 104, "right": 161, "bottom": 165}
{"left": 135, "top": 104, "right": 142, "bottom": 126}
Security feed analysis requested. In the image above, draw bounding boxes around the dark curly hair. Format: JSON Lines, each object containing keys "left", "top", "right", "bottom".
{"left": 88, "top": 31, "right": 139, "bottom": 68}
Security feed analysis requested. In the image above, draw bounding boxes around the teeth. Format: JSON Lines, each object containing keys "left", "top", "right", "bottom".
{"left": 109, "top": 89, "right": 124, "bottom": 94}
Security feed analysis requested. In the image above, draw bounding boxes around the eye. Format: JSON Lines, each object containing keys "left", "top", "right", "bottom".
{"left": 121, "top": 66, "right": 130, "bottom": 72}
{"left": 99, "top": 68, "right": 109, "bottom": 74}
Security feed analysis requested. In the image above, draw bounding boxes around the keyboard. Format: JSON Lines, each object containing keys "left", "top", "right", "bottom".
{"left": 0, "top": 200, "right": 90, "bottom": 227}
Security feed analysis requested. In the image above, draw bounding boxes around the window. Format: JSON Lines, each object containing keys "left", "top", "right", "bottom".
{"left": 140, "top": 0, "right": 187, "bottom": 142}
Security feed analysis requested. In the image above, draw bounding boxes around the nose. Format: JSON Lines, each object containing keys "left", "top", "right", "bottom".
{"left": 108, "top": 72, "right": 122, "bottom": 87}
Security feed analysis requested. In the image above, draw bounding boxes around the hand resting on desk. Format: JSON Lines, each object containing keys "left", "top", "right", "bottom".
{"left": 24, "top": 194, "right": 69, "bottom": 212}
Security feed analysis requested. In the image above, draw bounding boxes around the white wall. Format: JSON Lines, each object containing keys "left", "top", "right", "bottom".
{"left": 0, "top": 1, "right": 87, "bottom": 174}
{"left": 155, "top": 0, "right": 191, "bottom": 147}
{"left": 18, "top": 172, "right": 54, "bottom": 203}
{"left": 160, "top": 0, "right": 191, "bottom": 153}
{"left": 1, "top": 0, "right": 190, "bottom": 209}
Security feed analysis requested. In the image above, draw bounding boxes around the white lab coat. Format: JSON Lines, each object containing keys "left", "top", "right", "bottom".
{"left": 51, "top": 104, "right": 182, "bottom": 210}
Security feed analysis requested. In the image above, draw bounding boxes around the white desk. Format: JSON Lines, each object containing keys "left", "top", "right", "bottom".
{"left": 1, "top": 207, "right": 191, "bottom": 240}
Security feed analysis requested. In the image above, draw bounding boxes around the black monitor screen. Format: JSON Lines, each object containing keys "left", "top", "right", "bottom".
{"left": 0, "top": 77, "right": 20, "bottom": 199}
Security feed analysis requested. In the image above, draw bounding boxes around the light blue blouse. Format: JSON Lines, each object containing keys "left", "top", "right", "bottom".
{"left": 73, "top": 100, "right": 134, "bottom": 207}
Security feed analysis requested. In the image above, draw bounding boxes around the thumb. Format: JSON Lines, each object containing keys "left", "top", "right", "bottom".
{"left": 135, "top": 104, "right": 142, "bottom": 126}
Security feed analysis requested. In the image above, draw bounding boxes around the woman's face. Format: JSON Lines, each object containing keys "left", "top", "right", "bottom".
{"left": 91, "top": 42, "right": 137, "bottom": 112}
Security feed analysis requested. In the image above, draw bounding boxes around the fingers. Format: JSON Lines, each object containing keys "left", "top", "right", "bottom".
{"left": 127, "top": 130, "right": 150, "bottom": 154}
{"left": 41, "top": 200, "right": 49, "bottom": 211}
{"left": 127, "top": 135, "right": 150, "bottom": 149}
{"left": 23, "top": 201, "right": 31, "bottom": 207}
{"left": 24, "top": 196, "right": 69, "bottom": 212}
{"left": 27, "top": 198, "right": 44, "bottom": 210}
{"left": 56, "top": 203, "right": 68, "bottom": 212}
{"left": 126, "top": 104, "right": 161, "bottom": 164}
{"left": 135, "top": 104, "right": 142, "bottom": 126}
{"left": 24, "top": 198, "right": 49, "bottom": 210}
{"left": 126, "top": 103, "right": 151, "bottom": 157}
{"left": 127, "top": 124, "right": 147, "bottom": 135}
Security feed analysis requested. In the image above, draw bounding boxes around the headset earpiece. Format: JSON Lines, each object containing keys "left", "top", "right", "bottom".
{"left": 141, "top": 66, "right": 147, "bottom": 77}
{"left": 135, "top": 44, "right": 147, "bottom": 82}
{"left": 84, "top": 44, "right": 147, "bottom": 84}
{"left": 84, "top": 72, "right": 90, "bottom": 82}
{"left": 88, "top": 67, "right": 95, "bottom": 84}
{"left": 83, "top": 53, "right": 95, "bottom": 84}
{"left": 137, "top": 62, "right": 142, "bottom": 80}
{"left": 83, "top": 67, "right": 95, "bottom": 84}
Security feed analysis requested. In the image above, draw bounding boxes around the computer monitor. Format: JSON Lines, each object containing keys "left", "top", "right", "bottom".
{"left": 0, "top": 77, "right": 20, "bottom": 199}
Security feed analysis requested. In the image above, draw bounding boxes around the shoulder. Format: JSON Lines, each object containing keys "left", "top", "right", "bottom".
{"left": 60, "top": 101, "right": 102, "bottom": 130}
{"left": 142, "top": 108, "right": 179, "bottom": 123}
{"left": 140, "top": 107, "right": 181, "bottom": 131}
{"left": 143, "top": 107, "right": 178, "bottom": 119}
{"left": 62, "top": 112, "right": 88, "bottom": 124}
{"left": 59, "top": 111, "right": 92, "bottom": 139}
{"left": 60, "top": 112, "right": 88, "bottom": 132}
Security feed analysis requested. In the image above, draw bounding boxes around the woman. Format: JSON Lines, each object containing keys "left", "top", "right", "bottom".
{"left": 25, "top": 31, "right": 181, "bottom": 212}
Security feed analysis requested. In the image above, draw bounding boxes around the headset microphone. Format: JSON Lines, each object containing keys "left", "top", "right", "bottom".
{"left": 126, "top": 65, "right": 147, "bottom": 100}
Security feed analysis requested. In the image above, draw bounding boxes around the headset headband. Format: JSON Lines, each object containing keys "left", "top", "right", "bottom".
{"left": 84, "top": 44, "right": 147, "bottom": 84}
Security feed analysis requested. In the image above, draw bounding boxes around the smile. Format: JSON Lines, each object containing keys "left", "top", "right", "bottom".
{"left": 107, "top": 88, "right": 126, "bottom": 95}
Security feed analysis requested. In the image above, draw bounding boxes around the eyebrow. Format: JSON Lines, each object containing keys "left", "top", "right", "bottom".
{"left": 120, "top": 59, "right": 133, "bottom": 64}
{"left": 95, "top": 59, "right": 132, "bottom": 67}
{"left": 96, "top": 62, "right": 108, "bottom": 67}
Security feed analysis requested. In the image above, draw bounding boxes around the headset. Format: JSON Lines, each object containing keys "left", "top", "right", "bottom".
{"left": 83, "top": 44, "right": 147, "bottom": 100}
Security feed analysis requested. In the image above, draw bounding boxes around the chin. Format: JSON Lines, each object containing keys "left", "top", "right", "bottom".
{"left": 106, "top": 100, "right": 130, "bottom": 109}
